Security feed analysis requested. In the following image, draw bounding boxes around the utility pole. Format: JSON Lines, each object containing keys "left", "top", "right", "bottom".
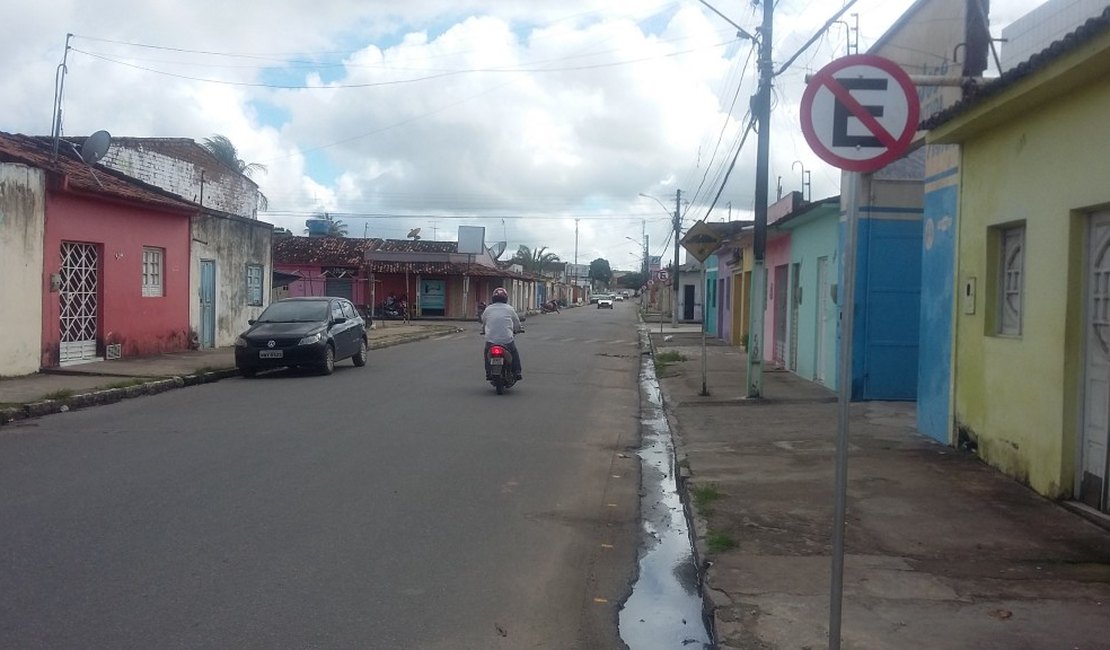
{"left": 746, "top": 0, "right": 773, "bottom": 398}
{"left": 672, "top": 188, "right": 681, "bottom": 326}
{"left": 574, "top": 218, "right": 580, "bottom": 302}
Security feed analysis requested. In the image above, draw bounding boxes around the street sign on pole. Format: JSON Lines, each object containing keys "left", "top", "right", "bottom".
{"left": 799, "top": 53, "right": 920, "bottom": 650}
{"left": 799, "top": 54, "right": 919, "bottom": 173}
{"left": 680, "top": 220, "right": 723, "bottom": 263}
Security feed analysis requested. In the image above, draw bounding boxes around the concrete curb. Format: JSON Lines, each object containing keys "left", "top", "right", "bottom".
{"left": 0, "top": 330, "right": 451, "bottom": 428}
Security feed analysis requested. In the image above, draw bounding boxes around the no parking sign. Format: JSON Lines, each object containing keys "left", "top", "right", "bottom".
{"left": 800, "top": 55, "right": 919, "bottom": 172}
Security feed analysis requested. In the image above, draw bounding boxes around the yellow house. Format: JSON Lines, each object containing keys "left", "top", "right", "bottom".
{"left": 927, "top": 9, "right": 1110, "bottom": 510}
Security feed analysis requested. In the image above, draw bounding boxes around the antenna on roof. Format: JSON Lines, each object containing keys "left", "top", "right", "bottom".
{"left": 488, "top": 241, "right": 507, "bottom": 259}
{"left": 407, "top": 227, "right": 422, "bottom": 240}
{"left": 80, "top": 130, "right": 111, "bottom": 164}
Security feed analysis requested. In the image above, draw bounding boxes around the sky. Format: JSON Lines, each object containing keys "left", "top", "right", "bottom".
{"left": 5, "top": 0, "right": 1052, "bottom": 272}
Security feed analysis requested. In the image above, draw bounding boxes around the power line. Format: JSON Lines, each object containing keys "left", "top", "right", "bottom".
{"left": 71, "top": 39, "right": 740, "bottom": 90}
{"left": 774, "top": 0, "right": 860, "bottom": 78}
{"left": 703, "top": 114, "right": 757, "bottom": 220}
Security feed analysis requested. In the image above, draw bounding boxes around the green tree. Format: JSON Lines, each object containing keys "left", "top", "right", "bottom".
{"left": 510, "top": 245, "right": 562, "bottom": 274}
{"left": 589, "top": 258, "right": 613, "bottom": 286}
{"left": 201, "top": 134, "right": 269, "bottom": 211}
{"left": 617, "top": 271, "right": 645, "bottom": 289}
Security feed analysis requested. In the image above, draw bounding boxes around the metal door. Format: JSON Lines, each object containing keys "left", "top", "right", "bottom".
{"left": 59, "top": 242, "right": 99, "bottom": 365}
{"left": 683, "top": 284, "right": 695, "bottom": 321}
{"left": 325, "top": 277, "right": 353, "bottom": 301}
{"left": 1081, "top": 211, "right": 1110, "bottom": 511}
{"left": 773, "top": 264, "right": 788, "bottom": 366}
{"left": 789, "top": 262, "right": 801, "bottom": 372}
{"left": 816, "top": 257, "right": 830, "bottom": 384}
{"left": 199, "top": 260, "right": 216, "bottom": 348}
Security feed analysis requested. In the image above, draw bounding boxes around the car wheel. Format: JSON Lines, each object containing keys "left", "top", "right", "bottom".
{"left": 319, "top": 344, "right": 335, "bottom": 375}
{"left": 353, "top": 338, "right": 368, "bottom": 367}
{"left": 239, "top": 367, "right": 257, "bottom": 378}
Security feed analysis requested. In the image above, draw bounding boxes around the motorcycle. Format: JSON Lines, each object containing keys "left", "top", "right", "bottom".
{"left": 540, "top": 300, "right": 560, "bottom": 314}
{"left": 484, "top": 330, "right": 523, "bottom": 395}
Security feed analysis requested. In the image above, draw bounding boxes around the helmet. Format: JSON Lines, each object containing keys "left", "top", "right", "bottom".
{"left": 492, "top": 287, "right": 509, "bottom": 303}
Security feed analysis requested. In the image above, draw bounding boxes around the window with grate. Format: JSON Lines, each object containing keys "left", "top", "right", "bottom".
{"left": 246, "top": 264, "right": 263, "bottom": 306}
{"left": 998, "top": 225, "right": 1024, "bottom": 336}
{"left": 142, "top": 247, "right": 164, "bottom": 297}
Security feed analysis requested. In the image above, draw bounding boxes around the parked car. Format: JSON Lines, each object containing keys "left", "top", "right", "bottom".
{"left": 597, "top": 294, "right": 614, "bottom": 309}
{"left": 614, "top": 293, "right": 625, "bottom": 301}
{"left": 235, "top": 297, "right": 368, "bottom": 377}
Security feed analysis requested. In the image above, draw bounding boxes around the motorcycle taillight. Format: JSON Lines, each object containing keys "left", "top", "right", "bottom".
{"left": 489, "top": 345, "right": 505, "bottom": 357}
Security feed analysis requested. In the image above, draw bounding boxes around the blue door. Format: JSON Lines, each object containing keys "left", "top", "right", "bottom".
{"left": 199, "top": 260, "right": 216, "bottom": 348}
{"left": 421, "top": 279, "right": 446, "bottom": 316}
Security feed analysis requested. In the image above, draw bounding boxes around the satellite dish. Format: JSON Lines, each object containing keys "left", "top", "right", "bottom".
{"left": 80, "top": 130, "right": 111, "bottom": 164}
{"left": 488, "top": 241, "right": 507, "bottom": 259}
{"left": 407, "top": 227, "right": 422, "bottom": 240}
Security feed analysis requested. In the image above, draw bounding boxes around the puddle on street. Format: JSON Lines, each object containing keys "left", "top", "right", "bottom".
{"left": 619, "top": 337, "right": 712, "bottom": 649}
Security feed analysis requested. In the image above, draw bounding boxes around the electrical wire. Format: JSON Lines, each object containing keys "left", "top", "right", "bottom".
{"left": 70, "top": 39, "right": 740, "bottom": 90}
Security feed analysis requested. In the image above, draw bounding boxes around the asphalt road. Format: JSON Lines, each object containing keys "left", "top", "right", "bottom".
{"left": 0, "top": 302, "right": 643, "bottom": 650}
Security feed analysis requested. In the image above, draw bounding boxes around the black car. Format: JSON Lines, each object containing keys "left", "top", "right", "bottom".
{"left": 235, "top": 297, "right": 368, "bottom": 377}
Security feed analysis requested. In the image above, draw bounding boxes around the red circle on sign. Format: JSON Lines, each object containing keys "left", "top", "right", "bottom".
{"left": 799, "top": 54, "right": 920, "bottom": 173}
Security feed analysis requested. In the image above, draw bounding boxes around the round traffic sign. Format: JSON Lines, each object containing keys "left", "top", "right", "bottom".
{"left": 799, "top": 54, "right": 920, "bottom": 173}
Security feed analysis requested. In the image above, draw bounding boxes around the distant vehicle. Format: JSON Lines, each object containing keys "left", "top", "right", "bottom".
{"left": 614, "top": 294, "right": 625, "bottom": 301}
{"left": 597, "top": 294, "right": 614, "bottom": 309}
{"left": 235, "top": 297, "right": 368, "bottom": 377}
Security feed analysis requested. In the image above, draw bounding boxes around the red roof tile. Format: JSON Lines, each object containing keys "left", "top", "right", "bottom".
{"left": 0, "top": 132, "right": 196, "bottom": 213}
{"left": 272, "top": 236, "right": 383, "bottom": 266}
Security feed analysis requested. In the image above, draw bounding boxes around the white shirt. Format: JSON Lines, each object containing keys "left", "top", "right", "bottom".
{"left": 480, "top": 302, "right": 521, "bottom": 344}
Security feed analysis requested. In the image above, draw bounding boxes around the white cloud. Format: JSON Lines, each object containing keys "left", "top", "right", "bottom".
{"left": 4, "top": 0, "right": 1054, "bottom": 269}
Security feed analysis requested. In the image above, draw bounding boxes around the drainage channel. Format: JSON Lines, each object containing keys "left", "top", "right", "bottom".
{"left": 619, "top": 328, "right": 713, "bottom": 649}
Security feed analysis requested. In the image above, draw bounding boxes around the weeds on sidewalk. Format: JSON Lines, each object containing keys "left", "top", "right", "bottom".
{"left": 692, "top": 483, "right": 723, "bottom": 514}
{"left": 707, "top": 532, "right": 738, "bottom": 553}
{"left": 105, "top": 379, "right": 150, "bottom": 390}
{"left": 654, "top": 350, "right": 686, "bottom": 375}
{"left": 40, "top": 389, "right": 75, "bottom": 401}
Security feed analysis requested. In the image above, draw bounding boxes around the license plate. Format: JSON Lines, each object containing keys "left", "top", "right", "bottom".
{"left": 489, "top": 357, "right": 504, "bottom": 366}
{"left": 259, "top": 350, "right": 284, "bottom": 359}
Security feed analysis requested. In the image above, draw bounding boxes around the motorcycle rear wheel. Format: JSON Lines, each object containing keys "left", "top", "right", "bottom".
{"left": 493, "top": 376, "right": 504, "bottom": 394}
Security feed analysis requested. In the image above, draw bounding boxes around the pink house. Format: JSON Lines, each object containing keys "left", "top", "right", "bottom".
{"left": 0, "top": 133, "right": 197, "bottom": 367}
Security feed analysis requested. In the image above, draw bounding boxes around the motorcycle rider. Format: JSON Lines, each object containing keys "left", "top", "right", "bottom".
{"left": 480, "top": 287, "right": 523, "bottom": 380}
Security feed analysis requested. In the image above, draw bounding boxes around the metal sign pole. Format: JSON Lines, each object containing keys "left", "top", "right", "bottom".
{"left": 829, "top": 171, "right": 860, "bottom": 649}
{"left": 700, "top": 266, "right": 709, "bottom": 396}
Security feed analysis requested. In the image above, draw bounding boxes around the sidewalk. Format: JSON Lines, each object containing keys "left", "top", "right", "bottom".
{"left": 649, "top": 330, "right": 1110, "bottom": 650}
{"left": 0, "top": 321, "right": 460, "bottom": 426}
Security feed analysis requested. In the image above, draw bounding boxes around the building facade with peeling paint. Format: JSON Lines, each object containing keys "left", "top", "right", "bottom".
{"left": 927, "top": 8, "right": 1110, "bottom": 507}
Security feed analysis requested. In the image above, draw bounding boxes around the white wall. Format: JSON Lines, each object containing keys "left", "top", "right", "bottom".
{"left": 0, "top": 164, "right": 45, "bottom": 375}
{"left": 190, "top": 213, "right": 272, "bottom": 347}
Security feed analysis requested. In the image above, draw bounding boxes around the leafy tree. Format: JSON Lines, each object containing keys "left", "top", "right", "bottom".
{"left": 589, "top": 258, "right": 613, "bottom": 285}
{"left": 617, "top": 271, "right": 646, "bottom": 289}
{"left": 201, "top": 133, "right": 269, "bottom": 211}
{"left": 510, "top": 245, "right": 562, "bottom": 274}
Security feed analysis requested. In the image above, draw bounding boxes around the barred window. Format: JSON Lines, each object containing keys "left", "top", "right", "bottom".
{"left": 998, "top": 225, "right": 1024, "bottom": 336}
{"left": 142, "top": 247, "right": 164, "bottom": 297}
{"left": 246, "top": 264, "right": 263, "bottom": 306}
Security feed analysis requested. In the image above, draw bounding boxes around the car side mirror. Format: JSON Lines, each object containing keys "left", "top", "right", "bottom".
{"left": 248, "top": 319, "right": 256, "bottom": 325}
{"left": 333, "top": 316, "right": 347, "bottom": 324}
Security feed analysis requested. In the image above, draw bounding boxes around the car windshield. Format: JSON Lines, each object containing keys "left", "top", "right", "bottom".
{"left": 256, "top": 301, "right": 329, "bottom": 323}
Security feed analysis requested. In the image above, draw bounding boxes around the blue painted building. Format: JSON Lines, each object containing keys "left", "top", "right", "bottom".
{"left": 916, "top": 147, "right": 960, "bottom": 442}
{"left": 774, "top": 197, "right": 841, "bottom": 390}
{"left": 843, "top": 160, "right": 924, "bottom": 401}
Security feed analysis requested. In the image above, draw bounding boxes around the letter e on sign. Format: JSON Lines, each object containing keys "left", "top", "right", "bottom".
{"left": 800, "top": 55, "right": 919, "bottom": 173}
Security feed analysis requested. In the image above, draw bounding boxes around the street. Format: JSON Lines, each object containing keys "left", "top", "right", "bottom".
{"left": 0, "top": 303, "right": 643, "bottom": 649}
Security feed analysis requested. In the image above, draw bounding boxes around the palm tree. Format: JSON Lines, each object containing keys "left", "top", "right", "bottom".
{"left": 201, "top": 134, "right": 269, "bottom": 211}
{"left": 511, "top": 245, "right": 562, "bottom": 274}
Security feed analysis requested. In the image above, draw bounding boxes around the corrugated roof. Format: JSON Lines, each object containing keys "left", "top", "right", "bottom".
{"left": 365, "top": 260, "right": 519, "bottom": 277}
{"left": 272, "top": 236, "right": 383, "bottom": 266}
{"left": 0, "top": 132, "right": 197, "bottom": 213}
{"left": 924, "top": 6, "right": 1110, "bottom": 130}
{"left": 376, "top": 239, "right": 458, "bottom": 253}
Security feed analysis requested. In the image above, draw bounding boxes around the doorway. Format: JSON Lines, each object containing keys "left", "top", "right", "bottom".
{"left": 1081, "top": 211, "right": 1110, "bottom": 511}
{"left": 59, "top": 242, "right": 99, "bottom": 365}
{"left": 683, "top": 284, "right": 695, "bottom": 321}
{"left": 199, "top": 260, "right": 216, "bottom": 348}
